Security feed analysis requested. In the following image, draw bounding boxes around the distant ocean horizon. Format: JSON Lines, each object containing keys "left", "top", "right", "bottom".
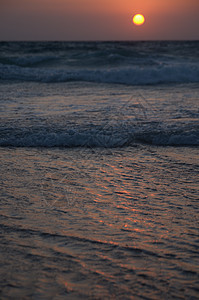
{"left": 1, "top": 40, "right": 199, "bottom": 299}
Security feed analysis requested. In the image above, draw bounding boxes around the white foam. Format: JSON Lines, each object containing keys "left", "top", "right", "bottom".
{"left": 0, "top": 62, "right": 199, "bottom": 85}
{"left": 1, "top": 127, "right": 198, "bottom": 148}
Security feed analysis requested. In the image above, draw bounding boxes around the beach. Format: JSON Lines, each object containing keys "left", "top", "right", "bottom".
{"left": 0, "top": 41, "right": 199, "bottom": 299}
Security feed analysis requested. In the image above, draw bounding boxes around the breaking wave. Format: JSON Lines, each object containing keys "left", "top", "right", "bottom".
{"left": 0, "top": 62, "right": 199, "bottom": 85}
{"left": 1, "top": 126, "right": 198, "bottom": 147}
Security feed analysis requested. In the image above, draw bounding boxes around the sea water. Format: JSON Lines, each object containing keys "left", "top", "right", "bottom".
{"left": 0, "top": 41, "right": 199, "bottom": 299}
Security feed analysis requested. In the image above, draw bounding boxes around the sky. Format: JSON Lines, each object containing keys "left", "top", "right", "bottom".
{"left": 0, "top": 0, "right": 199, "bottom": 41}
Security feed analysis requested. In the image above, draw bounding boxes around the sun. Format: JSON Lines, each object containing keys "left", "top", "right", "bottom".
{"left": 133, "top": 14, "right": 145, "bottom": 26}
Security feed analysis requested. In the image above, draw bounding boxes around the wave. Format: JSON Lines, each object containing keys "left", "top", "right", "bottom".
{"left": 0, "top": 55, "right": 58, "bottom": 67}
{"left": 0, "top": 62, "right": 199, "bottom": 85}
{"left": 1, "top": 127, "right": 198, "bottom": 147}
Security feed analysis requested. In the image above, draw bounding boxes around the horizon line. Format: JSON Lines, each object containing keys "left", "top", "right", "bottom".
{"left": 0, "top": 39, "right": 199, "bottom": 42}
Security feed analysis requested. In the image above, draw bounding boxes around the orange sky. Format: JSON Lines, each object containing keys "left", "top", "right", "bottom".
{"left": 0, "top": 0, "right": 199, "bottom": 40}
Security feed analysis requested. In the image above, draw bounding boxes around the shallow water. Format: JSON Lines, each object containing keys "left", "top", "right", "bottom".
{"left": 1, "top": 41, "right": 199, "bottom": 299}
{"left": 1, "top": 144, "right": 199, "bottom": 299}
{"left": 1, "top": 81, "right": 199, "bottom": 147}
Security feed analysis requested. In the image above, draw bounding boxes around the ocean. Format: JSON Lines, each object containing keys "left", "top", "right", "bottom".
{"left": 0, "top": 41, "right": 199, "bottom": 299}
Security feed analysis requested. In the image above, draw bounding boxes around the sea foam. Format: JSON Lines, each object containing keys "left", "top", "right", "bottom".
{"left": 1, "top": 125, "right": 198, "bottom": 147}
{"left": 0, "top": 62, "right": 199, "bottom": 85}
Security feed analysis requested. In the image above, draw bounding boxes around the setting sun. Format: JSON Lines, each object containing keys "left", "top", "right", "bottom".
{"left": 133, "top": 14, "right": 145, "bottom": 26}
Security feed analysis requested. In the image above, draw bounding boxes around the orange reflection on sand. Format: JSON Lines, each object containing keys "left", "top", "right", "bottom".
{"left": 116, "top": 189, "right": 130, "bottom": 195}
{"left": 149, "top": 193, "right": 155, "bottom": 197}
{"left": 57, "top": 275, "right": 75, "bottom": 292}
{"left": 64, "top": 281, "right": 74, "bottom": 292}
{"left": 92, "top": 268, "right": 114, "bottom": 280}
{"left": 116, "top": 205, "right": 137, "bottom": 213}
